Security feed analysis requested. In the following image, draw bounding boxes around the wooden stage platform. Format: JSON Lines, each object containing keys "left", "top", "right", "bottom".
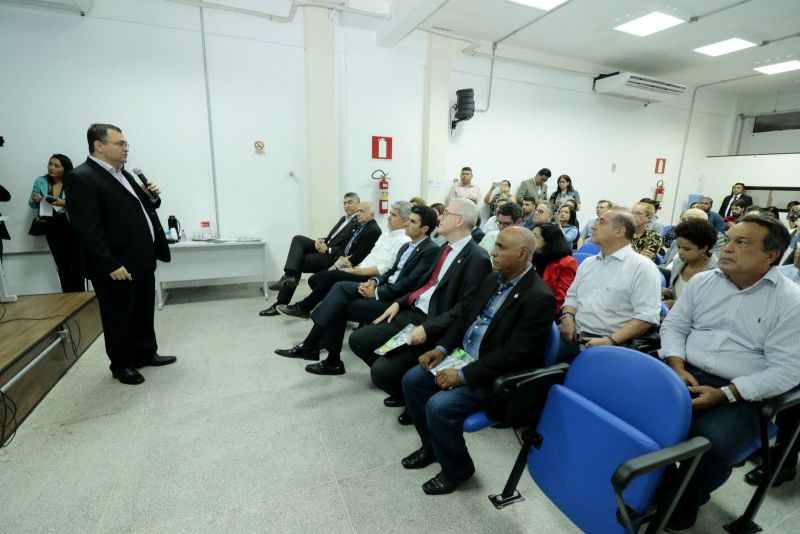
{"left": 0, "top": 293, "right": 102, "bottom": 442}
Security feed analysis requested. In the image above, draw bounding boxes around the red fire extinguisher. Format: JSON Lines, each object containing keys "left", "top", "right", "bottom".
{"left": 654, "top": 179, "right": 665, "bottom": 208}
{"left": 372, "top": 169, "right": 390, "bottom": 214}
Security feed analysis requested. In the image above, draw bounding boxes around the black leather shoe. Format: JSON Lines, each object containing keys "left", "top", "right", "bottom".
{"left": 268, "top": 275, "right": 298, "bottom": 291}
{"left": 384, "top": 396, "right": 405, "bottom": 408}
{"left": 305, "top": 359, "right": 345, "bottom": 375}
{"left": 744, "top": 463, "right": 797, "bottom": 487}
{"left": 259, "top": 303, "right": 279, "bottom": 316}
{"left": 111, "top": 367, "right": 145, "bottom": 385}
{"left": 422, "top": 466, "right": 475, "bottom": 495}
{"left": 277, "top": 304, "right": 310, "bottom": 320}
{"left": 274, "top": 343, "right": 320, "bottom": 361}
{"left": 402, "top": 447, "right": 437, "bottom": 469}
{"left": 135, "top": 354, "right": 177, "bottom": 368}
{"left": 398, "top": 409, "right": 413, "bottom": 426}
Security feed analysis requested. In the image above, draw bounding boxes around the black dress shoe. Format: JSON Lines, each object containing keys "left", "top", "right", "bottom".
{"left": 277, "top": 304, "right": 310, "bottom": 320}
{"left": 305, "top": 359, "right": 345, "bottom": 375}
{"left": 422, "top": 466, "right": 475, "bottom": 495}
{"left": 744, "top": 462, "right": 797, "bottom": 487}
{"left": 398, "top": 409, "right": 413, "bottom": 426}
{"left": 402, "top": 447, "right": 437, "bottom": 469}
{"left": 135, "top": 354, "right": 177, "bottom": 368}
{"left": 268, "top": 275, "right": 298, "bottom": 291}
{"left": 384, "top": 396, "right": 405, "bottom": 408}
{"left": 111, "top": 367, "right": 145, "bottom": 385}
{"left": 274, "top": 343, "right": 320, "bottom": 361}
{"left": 259, "top": 303, "right": 279, "bottom": 316}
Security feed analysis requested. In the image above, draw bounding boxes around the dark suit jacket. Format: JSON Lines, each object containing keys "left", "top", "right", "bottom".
{"left": 374, "top": 236, "right": 439, "bottom": 301}
{"left": 331, "top": 218, "right": 381, "bottom": 266}
{"left": 719, "top": 193, "right": 753, "bottom": 216}
{"left": 64, "top": 158, "right": 170, "bottom": 278}
{"left": 0, "top": 184, "right": 10, "bottom": 240}
{"left": 437, "top": 269, "right": 556, "bottom": 391}
{"left": 395, "top": 238, "right": 491, "bottom": 340}
{"left": 323, "top": 215, "right": 358, "bottom": 251}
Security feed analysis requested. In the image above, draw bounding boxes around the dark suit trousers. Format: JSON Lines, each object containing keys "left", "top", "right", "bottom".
{"left": 45, "top": 213, "right": 86, "bottom": 293}
{"left": 279, "top": 235, "right": 337, "bottom": 304}
{"left": 348, "top": 308, "right": 432, "bottom": 400}
{"left": 91, "top": 270, "right": 158, "bottom": 371}
{"left": 310, "top": 281, "right": 390, "bottom": 363}
{"left": 298, "top": 270, "right": 370, "bottom": 311}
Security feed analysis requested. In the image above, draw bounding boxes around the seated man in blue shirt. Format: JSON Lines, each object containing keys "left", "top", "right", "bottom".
{"left": 658, "top": 215, "right": 800, "bottom": 531}
{"left": 400, "top": 226, "right": 556, "bottom": 495}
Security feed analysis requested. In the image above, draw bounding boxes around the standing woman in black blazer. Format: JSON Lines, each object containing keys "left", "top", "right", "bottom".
{"left": 65, "top": 124, "right": 175, "bottom": 385}
{"left": 28, "top": 154, "right": 86, "bottom": 292}
{"left": 0, "top": 183, "right": 10, "bottom": 261}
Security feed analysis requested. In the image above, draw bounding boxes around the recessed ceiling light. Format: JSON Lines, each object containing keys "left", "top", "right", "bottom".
{"left": 508, "top": 0, "right": 570, "bottom": 11}
{"left": 754, "top": 60, "right": 800, "bottom": 75}
{"left": 613, "top": 11, "right": 685, "bottom": 37}
{"left": 694, "top": 38, "right": 758, "bottom": 57}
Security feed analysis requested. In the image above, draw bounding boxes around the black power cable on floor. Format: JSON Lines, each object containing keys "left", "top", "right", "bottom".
{"left": 0, "top": 389, "right": 18, "bottom": 448}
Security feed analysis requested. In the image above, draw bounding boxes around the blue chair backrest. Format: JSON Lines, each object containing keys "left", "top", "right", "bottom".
{"left": 661, "top": 224, "right": 674, "bottom": 237}
{"left": 577, "top": 242, "right": 600, "bottom": 255}
{"left": 527, "top": 346, "right": 692, "bottom": 533}
{"left": 573, "top": 252, "right": 593, "bottom": 266}
{"left": 660, "top": 272, "right": 667, "bottom": 288}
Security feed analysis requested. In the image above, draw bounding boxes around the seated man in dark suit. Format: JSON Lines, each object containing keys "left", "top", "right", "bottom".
{"left": 273, "top": 206, "right": 440, "bottom": 374}
{"left": 276, "top": 201, "right": 411, "bottom": 319}
{"left": 400, "top": 226, "right": 556, "bottom": 494}
{"left": 260, "top": 192, "right": 359, "bottom": 316}
{"left": 348, "top": 198, "right": 492, "bottom": 424}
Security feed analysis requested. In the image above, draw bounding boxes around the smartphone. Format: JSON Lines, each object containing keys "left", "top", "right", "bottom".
{"left": 45, "top": 195, "right": 57, "bottom": 203}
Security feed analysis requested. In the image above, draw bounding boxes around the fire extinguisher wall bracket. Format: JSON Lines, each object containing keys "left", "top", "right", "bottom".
{"left": 653, "top": 180, "right": 665, "bottom": 209}
{"left": 373, "top": 170, "right": 391, "bottom": 214}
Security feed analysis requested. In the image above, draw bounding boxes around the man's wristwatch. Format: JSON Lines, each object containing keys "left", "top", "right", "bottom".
{"left": 561, "top": 312, "right": 575, "bottom": 322}
{"left": 720, "top": 386, "right": 737, "bottom": 404}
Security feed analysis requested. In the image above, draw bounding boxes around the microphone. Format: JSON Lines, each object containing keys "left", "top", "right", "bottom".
{"left": 132, "top": 168, "right": 159, "bottom": 199}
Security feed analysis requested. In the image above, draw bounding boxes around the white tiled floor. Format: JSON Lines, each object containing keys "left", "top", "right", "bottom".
{"left": 1, "top": 283, "right": 798, "bottom": 533}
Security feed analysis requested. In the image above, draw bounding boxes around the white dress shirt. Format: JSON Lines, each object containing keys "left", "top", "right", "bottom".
{"left": 329, "top": 214, "right": 355, "bottom": 240}
{"left": 416, "top": 234, "right": 472, "bottom": 315}
{"left": 358, "top": 228, "right": 410, "bottom": 275}
{"left": 659, "top": 268, "right": 800, "bottom": 401}
{"left": 89, "top": 156, "right": 154, "bottom": 240}
{"left": 564, "top": 244, "right": 662, "bottom": 335}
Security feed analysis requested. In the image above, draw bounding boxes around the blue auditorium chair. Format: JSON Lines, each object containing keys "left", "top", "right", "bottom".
{"left": 577, "top": 241, "right": 600, "bottom": 255}
{"left": 573, "top": 252, "right": 593, "bottom": 266}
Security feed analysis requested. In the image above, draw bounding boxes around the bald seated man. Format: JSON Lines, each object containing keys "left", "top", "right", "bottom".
{"left": 400, "top": 226, "right": 557, "bottom": 495}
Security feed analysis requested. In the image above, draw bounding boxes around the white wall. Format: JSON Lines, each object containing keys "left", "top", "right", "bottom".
{"left": 444, "top": 43, "right": 738, "bottom": 227}
{"left": 736, "top": 90, "right": 800, "bottom": 155}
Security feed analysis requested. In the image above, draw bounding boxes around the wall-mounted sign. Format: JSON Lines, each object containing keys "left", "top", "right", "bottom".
{"left": 254, "top": 140, "right": 265, "bottom": 154}
{"left": 372, "top": 136, "right": 392, "bottom": 160}
{"left": 654, "top": 157, "right": 667, "bottom": 174}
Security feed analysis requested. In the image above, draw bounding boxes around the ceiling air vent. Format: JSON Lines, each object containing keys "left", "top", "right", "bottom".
{"left": 593, "top": 71, "right": 687, "bottom": 103}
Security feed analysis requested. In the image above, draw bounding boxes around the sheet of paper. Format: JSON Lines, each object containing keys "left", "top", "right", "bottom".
{"left": 374, "top": 323, "right": 416, "bottom": 356}
{"left": 38, "top": 200, "right": 53, "bottom": 217}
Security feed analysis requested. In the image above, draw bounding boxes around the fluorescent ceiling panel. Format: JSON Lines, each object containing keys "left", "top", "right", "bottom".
{"left": 694, "top": 38, "right": 758, "bottom": 57}
{"left": 508, "top": 0, "right": 570, "bottom": 11}
{"left": 754, "top": 60, "right": 800, "bottom": 75}
{"left": 613, "top": 11, "right": 685, "bottom": 37}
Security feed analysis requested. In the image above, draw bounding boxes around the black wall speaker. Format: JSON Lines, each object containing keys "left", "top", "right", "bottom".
{"left": 452, "top": 88, "right": 475, "bottom": 129}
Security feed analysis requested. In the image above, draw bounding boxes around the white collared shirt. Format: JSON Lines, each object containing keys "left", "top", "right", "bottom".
{"left": 564, "top": 244, "right": 662, "bottom": 335}
{"left": 659, "top": 268, "right": 800, "bottom": 401}
{"left": 359, "top": 228, "right": 410, "bottom": 275}
{"left": 89, "top": 155, "right": 154, "bottom": 240}
{"left": 329, "top": 214, "right": 356, "bottom": 240}
{"left": 416, "top": 234, "right": 472, "bottom": 315}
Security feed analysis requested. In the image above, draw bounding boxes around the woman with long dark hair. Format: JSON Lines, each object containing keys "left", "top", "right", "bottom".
{"left": 548, "top": 174, "right": 581, "bottom": 211}
{"left": 531, "top": 223, "right": 577, "bottom": 313}
{"left": 555, "top": 204, "right": 579, "bottom": 248}
{"left": 28, "top": 154, "right": 85, "bottom": 292}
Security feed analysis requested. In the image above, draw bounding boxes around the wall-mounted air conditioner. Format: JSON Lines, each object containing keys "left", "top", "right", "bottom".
{"left": 0, "top": 0, "right": 93, "bottom": 16}
{"left": 592, "top": 72, "right": 687, "bottom": 103}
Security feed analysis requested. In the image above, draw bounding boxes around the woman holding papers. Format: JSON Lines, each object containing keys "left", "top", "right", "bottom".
{"left": 28, "top": 154, "right": 85, "bottom": 292}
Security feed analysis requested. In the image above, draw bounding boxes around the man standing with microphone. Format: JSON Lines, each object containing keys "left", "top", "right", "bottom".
{"left": 65, "top": 123, "right": 176, "bottom": 385}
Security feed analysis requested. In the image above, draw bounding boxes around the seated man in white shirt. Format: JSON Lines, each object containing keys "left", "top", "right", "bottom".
{"left": 277, "top": 201, "right": 412, "bottom": 319}
{"left": 658, "top": 215, "right": 800, "bottom": 532}
{"left": 479, "top": 201, "right": 523, "bottom": 253}
{"left": 558, "top": 208, "right": 662, "bottom": 361}
{"left": 480, "top": 199, "right": 508, "bottom": 233}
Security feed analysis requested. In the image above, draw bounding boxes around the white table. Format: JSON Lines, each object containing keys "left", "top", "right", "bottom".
{"left": 0, "top": 216, "right": 17, "bottom": 303}
{"left": 155, "top": 239, "right": 269, "bottom": 309}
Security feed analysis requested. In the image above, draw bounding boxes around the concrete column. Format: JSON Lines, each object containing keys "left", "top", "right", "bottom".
{"left": 420, "top": 33, "right": 451, "bottom": 202}
{"left": 304, "top": 8, "right": 339, "bottom": 237}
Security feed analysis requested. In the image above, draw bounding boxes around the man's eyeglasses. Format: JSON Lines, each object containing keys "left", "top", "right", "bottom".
{"left": 106, "top": 141, "right": 129, "bottom": 148}
{"left": 442, "top": 210, "right": 463, "bottom": 219}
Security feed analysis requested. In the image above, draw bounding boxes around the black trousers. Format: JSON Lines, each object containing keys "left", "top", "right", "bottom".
{"left": 278, "top": 235, "right": 337, "bottom": 304}
{"left": 91, "top": 270, "right": 157, "bottom": 372}
{"left": 309, "top": 280, "right": 391, "bottom": 362}
{"left": 298, "top": 270, "right": 370, "bottom": 311}
{"left": 45, "top": 213, "right": 85, "bottom": 292}
{"left": 348, "top": 308, "right": 433, "bottom": 400}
